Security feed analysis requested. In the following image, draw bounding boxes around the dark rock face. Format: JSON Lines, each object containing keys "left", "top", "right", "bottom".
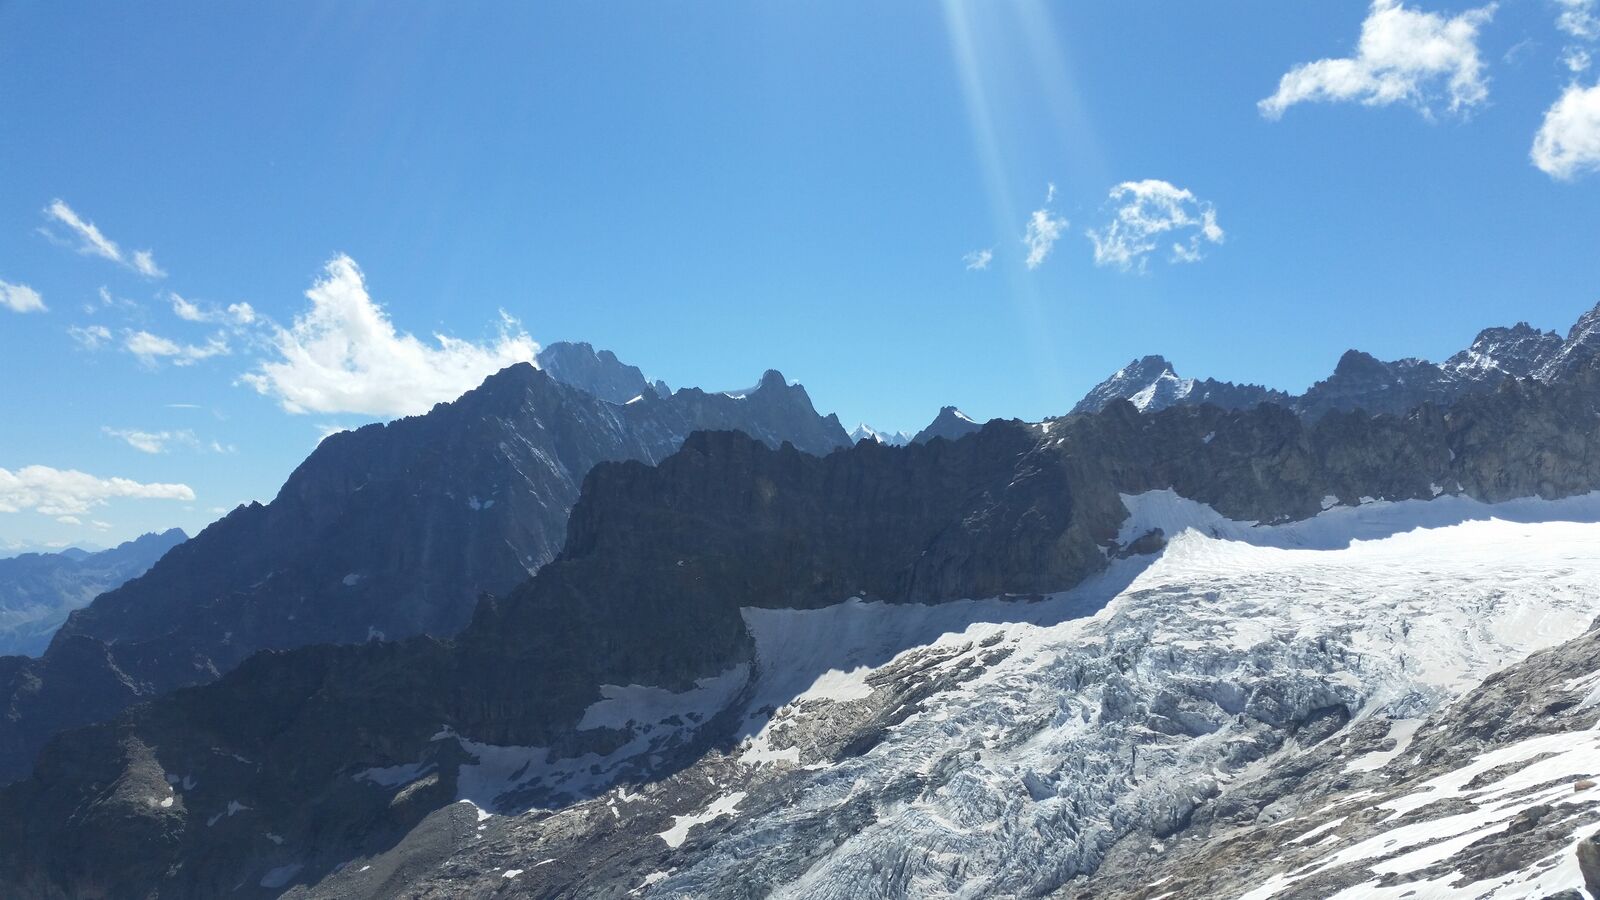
{"left": 1579, "top": 834, "right": 1600, "bottom": 895}
{"left": 6, "top": 357, "right": 1600, "bottom": 898}
{"left": 1073, "top": 301, "right": 1598, "bottom": 419}
{"left": 0, "top": 361, "right": 850, "bottom": 785}
{"left": 0, "top": 529, "right": 186, "bottom": 657}
{"left": 1538, "top": 303, "right": 1600, "bottom": 381}
{"left": 535, "top": 340, "right": 663, "bottom": 404}
{"left": 911, "top": 406, "right": 983, "bottom": 443}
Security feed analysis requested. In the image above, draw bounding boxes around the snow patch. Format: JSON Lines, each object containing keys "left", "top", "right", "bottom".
{"left": 578, "top": 665, "right": 750, "bottom": 732}
{"left": 658, "top": 792, "right": 747, "bottom": 849}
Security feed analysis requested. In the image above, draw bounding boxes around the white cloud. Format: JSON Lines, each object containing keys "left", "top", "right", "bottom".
{"left": 1023, "top": 209, "right": 1069, "bottom": 270}
{"left": 243, "top": 255, "right": 539, "bottom": 417}
{"left": 100, "top": 427, "right": 232, "bottom": 455}
{"left": 1045, "top": 181, "right": 1057, "bottom": 203}
{"left": 124, "top": 329, "right": 230, "bottom": 367}
{"left": 963, "top": 248, "right": 994, "bottom": 270}
{"left": 0, "top": 280, "right": 45, "bottom": 313}
{"left": 69, "top": 324, "right": 112, "bottom": 349}
{"left": 101, "top": 427, "right": 209, "bottom": 454}
{"left": 1566, "top": 47, "right": 1594, "bottom": 73}
{"left": 1259, "top": 0, "right": 1495, "bottom": 120}
{"left": 1087, "top": 179, "right": 1225, "bottom": 272}
{"left": 169, "top": 292, "right": 257, "bottom": 325}
{"left": 1532, "top": 79, "right": 1600, "bottom": 178}
{"left": 92, "top": 285, "right": 139, "bottom": 313}
{"left": 0, "top": 465, "right": 194, "bottom": 517}
{"left": 1557, "top": 0, "right": 1600, "bottom": 39}
{"left": 171, "top": 293, "right": 207, "bottom": 321}
{"left": 42, "top": 199, "right": 166, "bottom": 278}
{"left": 55, "top": 515, "right": 82, "bottom": 526}
{"left": 130, "top": 250, "right": 164, "bottom": 278}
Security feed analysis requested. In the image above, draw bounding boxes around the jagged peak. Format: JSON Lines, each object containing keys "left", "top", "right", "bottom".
{"left": 912, "top": 405, "right": 984, "bottom": 444}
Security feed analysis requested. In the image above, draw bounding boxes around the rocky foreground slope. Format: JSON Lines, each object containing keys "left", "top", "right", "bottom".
{"left": 0, "top": 349, "right": 849, "bottom": 785}
{"left": 3, "top": 355, "right": 1599, "bottom": 897}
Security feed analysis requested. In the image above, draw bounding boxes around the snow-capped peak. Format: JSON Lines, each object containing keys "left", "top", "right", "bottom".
{"left": 849, "top": 424, "right": 912, "bottom": 446}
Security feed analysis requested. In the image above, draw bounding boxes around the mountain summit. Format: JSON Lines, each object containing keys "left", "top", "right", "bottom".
{"left": 911, "top": 406, "right": 983, "bottom": 443}
{"left": 535, "top": 341, "right": 667, "bottom": 404}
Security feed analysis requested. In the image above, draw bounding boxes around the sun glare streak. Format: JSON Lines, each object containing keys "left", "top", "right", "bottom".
{"left": 1013, "top": 0, "right": 1112, "bottom": 194}
{"left": 941, "top": 0, "right": 1076, "bottom": 411}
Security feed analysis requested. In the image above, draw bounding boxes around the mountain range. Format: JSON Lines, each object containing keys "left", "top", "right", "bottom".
{"left": 1072, "top": 304, "right": 1600, "bottom": 419}
{"left": 4, "top": 305, "right": 1600, "bottom": 897}
{"left": 0, "top": 529, "right": 186, "bottom": 656}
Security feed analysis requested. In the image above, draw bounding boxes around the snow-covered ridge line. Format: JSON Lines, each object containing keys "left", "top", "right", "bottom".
{"left": 1117, "top": 487, "right": 1600, "bottom": 551}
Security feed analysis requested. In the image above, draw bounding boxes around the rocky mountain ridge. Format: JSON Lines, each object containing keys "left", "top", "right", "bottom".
{"left": 0, "top": 348, "right": 850, "bottom": 785}
{"left": 1074, "top": 301, "right": 1599, "bottom": 418}
{"left": 5, "top": 354, "right": 1600, "bottom": 897}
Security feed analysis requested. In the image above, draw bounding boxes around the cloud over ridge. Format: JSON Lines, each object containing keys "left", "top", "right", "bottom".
{"left": 243, "top": 255, "right": 538, "bottom": 417}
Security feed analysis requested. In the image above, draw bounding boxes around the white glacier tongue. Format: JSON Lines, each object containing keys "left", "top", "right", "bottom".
{"left": 648, "top": 491, "right": 1600, "bottom": 898}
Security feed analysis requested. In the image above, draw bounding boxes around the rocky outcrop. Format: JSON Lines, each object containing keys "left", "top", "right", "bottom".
{"left": 0, "top": 529, "right": 185, "bottom": 656}
{"left": 0, "top": 360, "right": 850, "bottom": 785}
{"left": 1537, "top": 303, "right": 1600, "bottom": 381}
{"left": 5, "top": 356, "right": 1600, "bottom": 897}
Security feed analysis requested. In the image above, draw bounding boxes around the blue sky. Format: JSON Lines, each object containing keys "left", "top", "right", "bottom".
{"left": 1, "top": 0, "right": 1598, "bottom": 552}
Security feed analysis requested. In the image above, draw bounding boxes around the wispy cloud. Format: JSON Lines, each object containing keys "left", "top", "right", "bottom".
{"left": 41, "top": 199, "right": 166, "bottom": 278}
{"left": 242, "top": 254, "right": 538, "bottom": 417}
{"left": 1532, "top": 79, "right": 1600, "bottom": 179}
{"left": 102, "top": 427, "right": 189, "bottom": 454}
{"left": 1259, "top": 0, "right": 1495, "bottom": 120}
{"left": 0, "top": 464, "right": 194, "bottom": 517}
{"left": 0, "top": 279, "right": 45, "bottom": 314}
{"left": 100, "top": 427, "right": 234, "bottom": 455}
{"left": 1557, "top": 0, "right": 1600, "bottom": 39}
{"left": 1021, "top": 183, "right": 1070, "bottom": 270}
{"left": 68, "top": 324, "right": 112, "bottom": 350}
{"left": 124, "top": 329, "right": 230, "bottom": 367}
{"left": 1023, "top": 211, "right": 1069, "bottom": 270}
{"left": 1087, "top": 179, "right": 1224, "bottom": 272}
{"left": 170, "top": 292, "right": 255, "bottom": 325}
{"left": 963, "top": 248, "right": 994, "bottom": 271}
